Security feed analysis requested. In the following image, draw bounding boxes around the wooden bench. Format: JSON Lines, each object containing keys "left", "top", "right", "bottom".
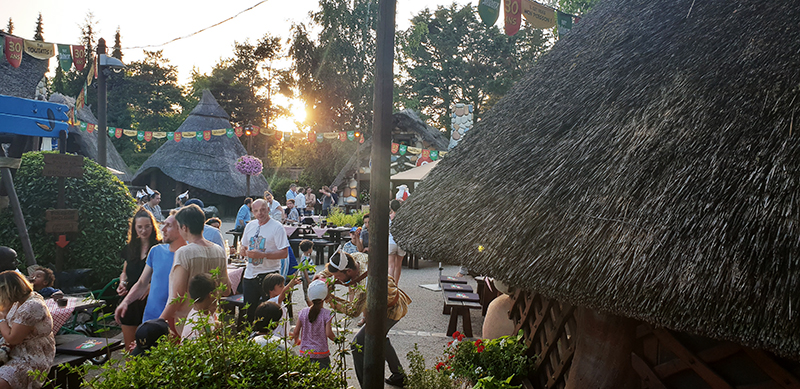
{"left": 46, "top": 335, "right": 124, "bottom": 388}
{"left": 439, "top": 276, "right": 481, "bottom": 337}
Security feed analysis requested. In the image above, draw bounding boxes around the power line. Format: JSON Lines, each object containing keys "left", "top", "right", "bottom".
{"left": 122, "top": 0, "right": 270, "bottom": 50}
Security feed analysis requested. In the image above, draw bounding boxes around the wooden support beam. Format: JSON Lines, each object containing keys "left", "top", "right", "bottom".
{"left": 650, "top": 327, "right": 732, "bottom": 389}
{"left": 743, "top": 349, "right": 800, "bottom": 388}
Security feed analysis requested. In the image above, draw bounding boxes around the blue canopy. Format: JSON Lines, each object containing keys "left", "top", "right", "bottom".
{"left": 0, "top": 94, "right": 70, "bottom": 137}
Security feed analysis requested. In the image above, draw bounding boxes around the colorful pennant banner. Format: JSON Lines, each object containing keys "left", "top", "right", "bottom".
{"left": 0, "top": 32, "right": 93, "bottom": 71}
{"left": 391, "top": 143, "right": 447, "bottom": 159}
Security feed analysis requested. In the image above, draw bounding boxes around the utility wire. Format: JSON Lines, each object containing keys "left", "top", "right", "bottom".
{"left": 123, "top": 0, "right": 270, "bottom": 49}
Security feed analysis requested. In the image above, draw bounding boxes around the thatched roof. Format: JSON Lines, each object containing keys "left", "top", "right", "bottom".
{"left": 132, "top": 90, "right": 269, "bottom": 197}
{"left": 393, "top": 0, "right": 800, "bottom": 359}
{"left": 0, "top": 33, "right": 47, "bottom": 100}
{"left": 331, "top": 109, "right": 448, "bottom": 187}
{"left": 48, "top": 93, "right": 133, "bottom": 182}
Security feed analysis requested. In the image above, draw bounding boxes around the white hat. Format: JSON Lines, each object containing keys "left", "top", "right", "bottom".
{"left": 308, "top": 280, "right": 328, "bottom": 301}
{"left": 329, "top": 248, "right": 349, "bottom": 271}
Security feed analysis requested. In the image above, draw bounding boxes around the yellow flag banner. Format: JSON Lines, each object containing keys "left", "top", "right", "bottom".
{"left": 406, "top": 146, "right": 422, "bottom": 155}
{"left": 123, "top": 130, "right": 137, "bottom": 137}
{"left": 211, "top": 129, "right": 227, "bottom": 136}
{"left": 323, "top": 132, "right": 339, "bottom": 139}
{"left": 183, "top": 131, "right": 196, "bottom": 138}
{"left": 152, "top": 132, "right": 167, "bottom": 139}
{"left": 521, "top": 0, "right": 556, "bottom": 29}
{"left": 23, "top": 40, "right": 55, "bottom": 59}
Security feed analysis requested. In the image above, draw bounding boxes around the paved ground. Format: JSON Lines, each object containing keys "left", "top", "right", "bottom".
{"left": 91, "top": 217, "right": 486, "bottom": 388}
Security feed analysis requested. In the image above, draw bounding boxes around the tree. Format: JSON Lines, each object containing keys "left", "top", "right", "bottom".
{"left": 50, "top": 12, "right": 98, "bottom": 100}
{"left": 289, "top": 0, "right": 379, "bottom": 136}
{"left": 558, "top": 0, "right": 600, "bottom": 15}
{"left": 191, "top": 34, "right": 291, "bottom": 158}
{"left": 33, "top": 13, "right": 44, "bottom": 41}
{"left": 5, "top": 18, "right": 13, "bottom": 34}
{"left": 112, "top": 26, "right": 123, "bottom": 60}
{"left": 396, "top": 4, "right": 551, "bottom": 137}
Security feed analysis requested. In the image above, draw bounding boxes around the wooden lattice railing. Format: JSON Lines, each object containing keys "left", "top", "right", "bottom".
{"left": 509, "top": 290, "right": 800, "bottom": 389}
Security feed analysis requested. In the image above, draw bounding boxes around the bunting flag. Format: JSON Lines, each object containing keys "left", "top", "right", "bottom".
{"left": 4, "top": 36, "right": 23, "bottom": 68}
{"left": 339, "top": 131, "right": 346, "bottom": 142}
{"left": 144, "top": 131, "right": 153, "bottom": 142}
{"left": 226, "top": 128, "right": 234, "bottom": 138}
{"left": 124, "top": 129, "right": 137, "bottom": 137}
{"left": 72, "top": 45, "right": 86, "bottom": 71}
{"left": 504, "top": 0, "right": 522, "bottom": 36}
{"left": 398, "top": 145, "right": 407, "bottom": 155}
{"left": 391, "top": 143, "right": 399, "bottom": 154}
{"left": 316, "top": 133, "right": 323, "bottom": 142}
{"left": 234, "top": 127, "right": 243, "bottom": 137}
{"left": 153, "top": 131, "right": 167, "bottom": 139}
{"left": 284, "top": 132, "right": 291, "bottom": 142}
{"left": 174, "top": 132, "right": 182, "bottom": 142}
{"left": 108, "top": 127, "right": 114, "bottom": 137}
{"left": 86, "top": 123, "right": 95, "bottom": 133}
{"left": 557, "top": 10, "right": 574, "bottom": 36}
{"left": 308, "top": 131, "right": 315, "bottom": 143}
{"left": 23, "top": 40, "right": 55, "bottom": 59}
{"left": 347, "top": 131, "right": 355, "bottom": 141}
{"left": 478, "top": 0, "right": 501, "bottom": 27}
{"left": 430, "top": 150, "right": 439, "bottom": 160}
{"left": 114, "top": 128, "right": 123, "bottom": 138}
{"left": 75, "top": 86, "right": 86, "bottom": 110}
{"left": 521, "top": 0, "right": 556, "bottom": 29}
{"left": 58, "top": 44, "right": 72, "bottom": 71}
{"left": 203, "top": 130, "right": 212, "bottom": 141}
{"left": 137, "top": 131, "right": 144, "bottom": 141}
{"left": 323, "top": 132, "right": 338, "bottom": 139}
{"left": 211, "top": 129, "right": 226, "bottom": 137}
{"left": 167, "top": 132, "right": 174, "bottom": 140}
{"left": 422, "top": 149, "right": 431, "bottom": 159}
{"left": 360, "top": 135, "right": 365, "bottom": 143}
{"left": 86, "top": 59, "right": 96, "bottom": 86}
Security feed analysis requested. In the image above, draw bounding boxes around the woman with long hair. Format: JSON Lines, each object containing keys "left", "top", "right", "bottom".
{"left": 0, "top": 271, "right": 55, "bottom": 388}
{"left": 117, "top": 207, "right": 162, "bottom": 352}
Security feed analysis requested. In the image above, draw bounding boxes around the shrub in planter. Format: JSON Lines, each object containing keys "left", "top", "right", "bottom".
{"left": 0, "top": 152, "right": 135, "bottom": 288}
{"left": 440, "top": 331, "right": 534, "bottom": 386}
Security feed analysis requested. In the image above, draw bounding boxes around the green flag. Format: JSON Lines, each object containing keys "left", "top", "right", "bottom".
{"left": 226, "top": 128, "right": 234, "bottom": 138}
{"left": 430, "top": 150, "right": 439, "bottom": 160}
{"left": 347, "top": 131, "right": 355, "bottom": 141}
{"left": 167, "top": 132, "right": 174, "bottom": 140}
{"left": 557, "top": 10, "right": 573, "bottom": 36}
{"left": 316, "top": 133, "right": 323, "bottom": 143}
{"left": 478, "top": 0, "right": 501, "bottom": 27}
{"left": 196, "top": 132, "right": 203, "bottom": 140}
{"left": 108, "top": 128, "right": 115, "bottom": 137}
{"left": 137, "top": 131, "right": 144, "bottom": 141}
{"left": 79, "top": 122, "right": 87, "bottom": 131}
{"left": 399, "top": 145, "right": 407, "bottom": 155}
{"left": 57, "top": 44, "right": 72, "bottom": 71}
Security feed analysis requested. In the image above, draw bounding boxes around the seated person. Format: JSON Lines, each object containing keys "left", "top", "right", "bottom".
{"left": 131, "top": 318, "right": 170, "bottom": 356}
{"left": 181, "top": 273, "right": 219, "bottom": 340}
{"left": 285, "top": 199, "right": 300, "bottom": 223}
{"left": 262, "top": 274, "right": 300, "bottom": 338}
{"left": 250, "top": 301, "right": 286, "bottom": 349}
{"left": 205, "top": 217, "right": 222, "bottom": 230}
{"left": 341, "top": 227, "right": 361, "bottom": 254}
{"left": 29, "top": 266, "right": 62, "bottom": 299}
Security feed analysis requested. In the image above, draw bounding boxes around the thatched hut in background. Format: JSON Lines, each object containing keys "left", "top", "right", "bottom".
{"left": 132, "top": 90, "right": 268, "bottom": 214}
{"left": 393, "top": 0, "right": 800, "bottom": 387}
{"left": 49, "top": 93, "right": 132, "bottom": 182}
{"left": 331, "top": 109, "right": 448, "bottom": 207}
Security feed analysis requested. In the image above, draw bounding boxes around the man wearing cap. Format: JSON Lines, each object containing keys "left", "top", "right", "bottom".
{"left": 321, "top": 251, "right": 411, "bottom": 387}
{"left": 239, "top": 199, "right": 290, "bottom": 320}
{"left": 341, "top": 227, "right": 361, "bottom": 254}
{"left": 130, "top": 318, "right": 170, "bottom": 356}
{"left": 115, "top": 213, "right": 186, "bottom": 350}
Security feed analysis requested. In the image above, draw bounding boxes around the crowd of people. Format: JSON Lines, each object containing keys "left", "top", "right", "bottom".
{"left": 0, "top": 182, "right": 413, "bottom": 388}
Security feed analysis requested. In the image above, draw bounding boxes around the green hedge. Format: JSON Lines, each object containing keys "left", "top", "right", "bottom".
{"left": 0, "top": 152, "right": 136, "bottom": 288}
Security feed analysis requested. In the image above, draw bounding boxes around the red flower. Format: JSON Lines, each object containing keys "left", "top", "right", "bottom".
{"left": 477, "top": 345, "right": 485, "bottom": 353}
{"left": 435, "top": 362, "right": 444, "bottom": 371}
{"left": 453, "top": 331, "right": 461, "bottom": 339}
{"left": 474, "top": 339, "right": 483, "bottom": 346}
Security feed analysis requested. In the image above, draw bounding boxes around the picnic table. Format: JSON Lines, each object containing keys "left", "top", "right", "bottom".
{"left": 45, "top": 296, "right": 105, "bottom": 334}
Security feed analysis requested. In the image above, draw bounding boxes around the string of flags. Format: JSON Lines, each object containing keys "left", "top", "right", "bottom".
{"left": 478, "top": 0, "right": 580, "bottom": 37}
{"left": 2, "top": 32, "right": 91, "bottom": 71}
{"left": 392, "top": 143, "right": 447, "bottom": 160}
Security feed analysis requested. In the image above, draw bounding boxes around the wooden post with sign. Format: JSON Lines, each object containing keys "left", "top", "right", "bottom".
{"left": 42, "top": 131, "right": 83, "bottom": 271}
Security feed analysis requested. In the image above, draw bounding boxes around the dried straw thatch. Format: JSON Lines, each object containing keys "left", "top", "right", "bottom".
{"left": 393, "top": 0, "right": 800, "bottom": 358}
{"left": 0, "top": 33, "right": 47, "bottom": 100}
{"left": 132, "top": 90, "right": 268, "bottom": 197}
{"left": 48, "top": 93, "right": 132, "bottom": 182}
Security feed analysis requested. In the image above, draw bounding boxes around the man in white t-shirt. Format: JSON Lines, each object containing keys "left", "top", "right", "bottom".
{"left": 239, "top": 199, "right": 290, "bottom": 321}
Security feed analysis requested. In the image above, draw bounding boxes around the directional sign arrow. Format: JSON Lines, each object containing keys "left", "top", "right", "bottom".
{"left": 55, "top": 235, "right": 70, "bottom": 248}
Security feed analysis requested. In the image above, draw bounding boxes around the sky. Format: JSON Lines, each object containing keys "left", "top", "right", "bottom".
{"left": 2, "top": 0, "right": 474, "bottom": 83}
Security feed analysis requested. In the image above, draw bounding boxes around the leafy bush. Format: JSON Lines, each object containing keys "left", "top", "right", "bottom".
{"left": 406, "top": 344, "right": 454, "bottom": 389}
{"left": 439, "top": 331, "right": 534, "bottom": 385}
{"left": 324, "top": 208, "right": 366, "bottom": 227}
{"left": 267, "top": 177, "right": 296, "bottom": 203}
{"left": 78, "top": 315, "right": 345, "bottom": 389}
{"left": 0, "top": 152, "right": 135, "bottom": 288}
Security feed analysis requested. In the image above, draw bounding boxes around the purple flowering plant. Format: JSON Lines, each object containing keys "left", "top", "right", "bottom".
{"left": 236, "top": 155, "right": 263, "bottom": 176}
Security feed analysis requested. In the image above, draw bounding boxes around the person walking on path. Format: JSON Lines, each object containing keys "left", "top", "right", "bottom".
{"left": 238, "top": 199, "right": 290, "bottom": 321}
{"left": 142, "top": 186, "right": 164, "bottom": 223}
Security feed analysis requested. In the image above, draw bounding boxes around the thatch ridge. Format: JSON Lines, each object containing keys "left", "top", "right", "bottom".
{"left": 0, "top": 32, "right": 47, "bottom": 100}
{"left": 132, "top": 90, "right": 268, "bottom": 197}
{"left": 393, "top": 0, "right": 800, "bottom": 358}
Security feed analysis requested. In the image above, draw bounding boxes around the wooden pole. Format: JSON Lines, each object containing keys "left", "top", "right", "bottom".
{"left": 97, "top": 38, "right": 108, "bottom": 168}
{"left": 55, "top": 130, "right": 67, "bottom": 272}
{"left": 363, "top": 0, "right": 396, "bottom": 387}
{"left": 0, "top": 154, "right": 36, "bottom": 268}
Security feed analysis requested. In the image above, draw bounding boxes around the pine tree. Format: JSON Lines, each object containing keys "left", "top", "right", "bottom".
{"left": 33, "top": 13, "right": 44, "bottom": 41}
{"left": 112, "top": 26, "right": 123, "bottom": 60}
{"left": 6, "top": 18, "right": 13, "bottom": 34}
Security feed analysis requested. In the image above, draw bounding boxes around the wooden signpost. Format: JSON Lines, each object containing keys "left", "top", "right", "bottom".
{"left": 42, "top": 153, "right": 84, "bottom": 178}
{"left": 45, "top": 209, "right": 79, "bottom": 234}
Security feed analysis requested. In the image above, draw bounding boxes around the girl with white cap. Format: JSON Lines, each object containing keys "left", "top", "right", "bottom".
{"left": 292, "top": 280, "right": 335, "bottom": 369}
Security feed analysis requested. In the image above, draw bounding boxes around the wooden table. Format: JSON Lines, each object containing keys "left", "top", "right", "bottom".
{"left": 45, "top": 296, "right": 105, "bottom": 334}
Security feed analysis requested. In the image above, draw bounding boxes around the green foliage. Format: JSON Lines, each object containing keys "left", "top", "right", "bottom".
{"left": 79, "top": 315, "right": 344, "bottom": 388}
{"left": 473, "top": 375, "right": 522, "bottom": 389}
{"left": 267, "top": 177, "right": 296, "bottom": 203}
{"left": 558, "top": 0, "right": 600, "bottom": 15}
{"left": 33, "top": 13, "right": 44, "bottom": 41}
{"left": 442, "top": 331, "right": 534, "bottom": 385}
{"left": 0, "top": 152, "right": 136, "bottom": 288}
{"left": 324, "top": 208, "right": 365, "bottom": 227}
{"left": 396, "top": 4, "right": 552, "bottom": 138}
{"left": 406, "top": 344, "right": 454, "bottom": 389}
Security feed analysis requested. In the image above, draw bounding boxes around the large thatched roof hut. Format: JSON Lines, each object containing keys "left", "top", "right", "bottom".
{"left": 132, "top": 90, "right": 268, "bottom": 212}
{"left": 393, "top": 0, "right": 800, "bottom": 386}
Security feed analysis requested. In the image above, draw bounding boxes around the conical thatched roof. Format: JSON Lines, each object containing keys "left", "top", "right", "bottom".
{"left": 0, "top": 33, "right": 47, "bottom": 100}
{"left": 132, "top": 90, "right": 268, "bottom": 197}
{"left": 48, "top": 93, "right": 132, "bottom": 182}
{"left": 393, "top": 0, "right": 800, "bottom": 358}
